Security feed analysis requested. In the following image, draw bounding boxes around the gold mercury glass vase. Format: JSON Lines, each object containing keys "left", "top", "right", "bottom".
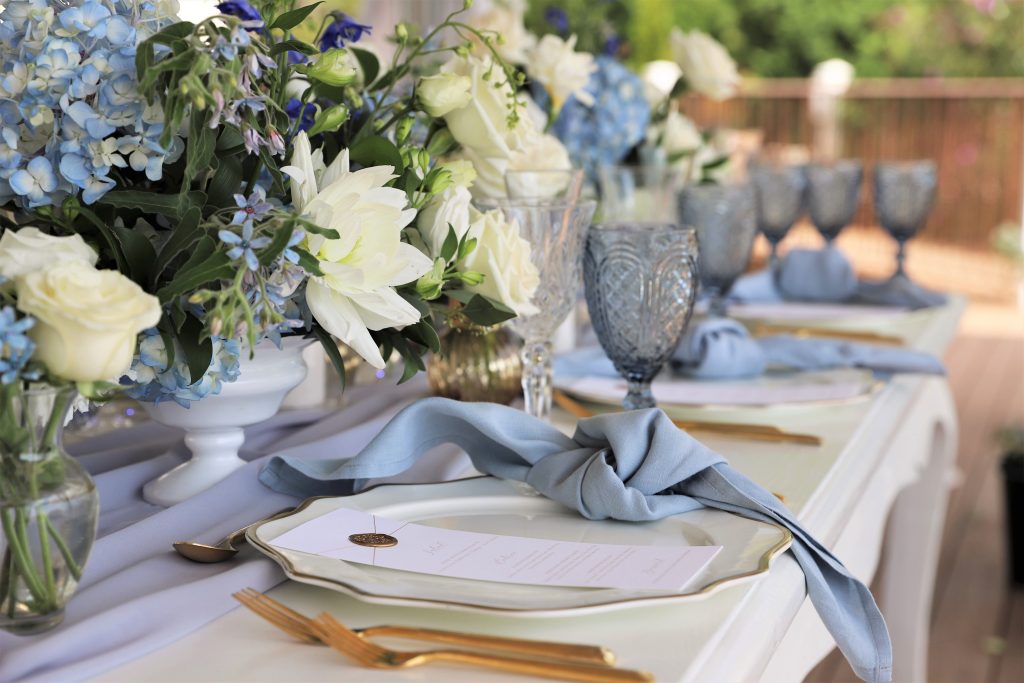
{"left": 427, "top": 318, "right": 522, "bottom": 405}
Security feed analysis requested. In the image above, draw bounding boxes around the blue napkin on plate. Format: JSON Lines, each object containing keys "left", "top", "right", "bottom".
{"left": 730, "top": 247, "right": 947, "bottom": 309}
{"left": 672, "top": 318, "right": 945, "bottom": 379}
{"left": 259, "top": 398, "right": 892, "bottom": 683}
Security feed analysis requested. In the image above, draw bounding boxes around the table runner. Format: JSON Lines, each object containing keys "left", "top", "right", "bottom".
{"left": 0, "top": 379, "right": 472, "bottom": 683}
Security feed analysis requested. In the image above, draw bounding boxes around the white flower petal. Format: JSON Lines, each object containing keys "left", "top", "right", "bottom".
{"left": 306, "top": 279, "right": 386, "bottom": 369}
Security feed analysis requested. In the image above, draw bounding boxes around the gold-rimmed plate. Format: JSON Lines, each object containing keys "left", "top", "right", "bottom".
{"left": 248, "top": 477, "right": 791, "bottom": 617}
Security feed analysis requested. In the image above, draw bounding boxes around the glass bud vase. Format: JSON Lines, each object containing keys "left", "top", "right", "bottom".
{"left": 427, "top": 320, "right": 523, "bottom": 405}
{"left": 0, "top": 387, "right": 99, "bottom": 635}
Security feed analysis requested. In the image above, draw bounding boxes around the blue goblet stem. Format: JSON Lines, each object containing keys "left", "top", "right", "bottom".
{"left": 894, "top": 238, "right": 908, "bottom": 278}
{"left": 707, "top": 288, "right": 729, "bottom": 318}
{"left": 768, "top": 240, "right": 782, "bottom": 270}
{"left": 624, "top": 378, "right": 655, "bottom": 410}
{"left": 520, "top": 339, "right": 553, "bottom": 420}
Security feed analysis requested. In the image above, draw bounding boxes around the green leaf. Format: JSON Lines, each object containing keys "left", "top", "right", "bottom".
{"left": 669, "top": 76, "right": 688, "bottom": 98}
{"left": 99, "top": 191, "right": 185, "bottom": 217}
{"left": 157, "top": 321, "right": 177, "bottom": 370}
{"left": 350, "top": 47, "right": 379, "bottom": 85}
{"left": 75, "top": 206, "right": 127, "bottom": 273}
{"left": 440, "top": 225, "right": 458, "bottom": 263}
{"left": 258, "top": 224, "right": 295, "bottom": 268}
{"left": 113, "top": 225, "right": 157, "bottom": 287}
{"left": 178, "top": 314, "right": 213, "bottom": 385}
{"left": 157, "top": 237, "right": 234, "bottom": 303}
{"left": 269, "top": 39, "right": 319, "bottom": 57}
{"left": 311, "top": 325, "right": 345, "bottom": 391}
{"left": 294, "top": 247, "right": 323, "bottom": 276}
{"left": 216, "top": 126, "right": 245, "bottom": 152}
{"left": 148, "top": 21, "right": 195, "bottom": 44}
{"left": 460, "top": 294, "right": 516, "bottom": 327}
{"left": 206, "top": 153, "right": 244, "bottom": 208}
{"left": 701, "top": 155, "right": 730, "bottom": 171}
{"left": 425, "top": 128, "right": 457, "bottom": 158}
{"left": 154, "top": 206, "right": 202, "bottom": 282}
{"left": 404, "top": 320, "right": 441, "bottom": 354}
{"left": 269, "top": 1, "right": 323, "bottom": 31}
{"left": 301, "top": 222, "right": 340, "bottom": 240}
{"left": 184, "top": 112, "right": 216, "bottom": 190}
{"left": 348, "top": 135, "right": 404, "bottom": 173}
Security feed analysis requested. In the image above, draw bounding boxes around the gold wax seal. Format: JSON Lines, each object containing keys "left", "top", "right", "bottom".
{"left": 348, "top": 533, "right": 398, "bottom": 548}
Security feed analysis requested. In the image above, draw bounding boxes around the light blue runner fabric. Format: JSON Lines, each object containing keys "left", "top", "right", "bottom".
{"left": 259, "top": 397, "right": 893, "bottom": 683}
{"left": 730, "top": 247, "right": 947, "bottom": 309}
{"left": 671, "top": 318, "right": 945, "bottom": 379}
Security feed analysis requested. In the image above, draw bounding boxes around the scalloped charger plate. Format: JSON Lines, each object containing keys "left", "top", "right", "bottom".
{"left": 248, "top": 477, "right": 792, "bottom": 617}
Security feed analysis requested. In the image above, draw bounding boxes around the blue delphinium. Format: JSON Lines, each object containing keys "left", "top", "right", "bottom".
{"left": 0, "top": 305, "right": 36, "bottom": 384}
{"left": 216, "top": 1, "right": 263, "bottom": 28}
{"left": 125, "top": 330, "right": 242, "bottom": 408}
{"left": 550, "top": 56, "right": 650, "bottom": 178}
{"left": 544, "top": 7, "right": 569, "bottom": 35}
{"left": 319, "top": 13, "right": 371, "bottom": 51}
{"left": 285, "top": 98, "right": 316, "bottom": 132}
{"left": 0, "top": 0, "right": 173, "bottom": 208}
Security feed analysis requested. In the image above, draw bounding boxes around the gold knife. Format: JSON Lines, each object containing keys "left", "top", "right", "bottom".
{"left": 751, "top": 324, "right": 904, "bottom": 347}
{"left": 553, "top": 390, "right": 822, "bottom": 446}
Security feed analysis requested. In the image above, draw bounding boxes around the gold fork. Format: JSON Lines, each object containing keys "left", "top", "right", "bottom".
{"left": 311, "top": 612, "right": 655, "bottom": 682}
{"left": 233, "top": 588, "right": 615, "bottom": 666}
{"left": 552, "top": 390, "right": 822, "bottom": 446}
{"left": 751, "top": 324, "right": 904, "bottom": 346}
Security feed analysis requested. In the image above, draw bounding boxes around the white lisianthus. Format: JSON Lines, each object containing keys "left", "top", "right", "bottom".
{"left": 640, "top": 60, "right": 684, "bottom": 107}
{"left": 670, "top": 28, "right": 740, "bottom": 101}
{"left": 648, "top": 110, "right": 702, "bottom": 163}
{"left": 282, "top": 132, "right": 432, "bottom": 369}
{"left": 0, "top": 227, "right": 98, "bottom": 281}
{"left": 437, "top": 159, "right": 477, "bottom": 189}
{"left": 441, "top": 54, "right": 523, "bottom": 158}
{"left": 417, "top": 72, "right": 472, "bottom": 117}
{"left": 16, "top": 260, "right": 161, "bottom": 382}
{"left": 469, "top": 0, "right": 536, "bottom": 64}
{"left": 526, "top": 34, "right": 596, "bottom": 110}
{"left": 417, "top": 185, "right": 474, "bottom": 258}
{"left": 462, "top": 208, "right": 539, "bottom": 316}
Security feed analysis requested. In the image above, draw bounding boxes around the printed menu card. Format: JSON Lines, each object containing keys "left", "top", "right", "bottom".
{"left": 269, "top": 508, "right": 722, "bottom": 591}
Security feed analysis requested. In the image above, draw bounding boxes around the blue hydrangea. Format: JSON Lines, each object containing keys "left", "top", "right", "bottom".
{"left": 550, "top": 56, "right": 650, "bottom": 178}
{"left": 0, "top": 305, "right": 36, "bottom": 384}
{"left": 0, "top": 0, "right": 174, "bottom": 209}
{"left": 124, "top": 329, "right": 242, "bottom": 408}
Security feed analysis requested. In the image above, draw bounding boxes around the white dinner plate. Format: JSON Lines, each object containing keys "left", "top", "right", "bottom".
{"left": 559, "top": 367, "right": 879, "bottom": 411}
{"left": 249, "top": 477, "right": 792, "bottom": 617}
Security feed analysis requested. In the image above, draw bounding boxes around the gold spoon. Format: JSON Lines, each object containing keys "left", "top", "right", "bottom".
{"left": 174, "top": 508, "right": 294, "bottom": 563}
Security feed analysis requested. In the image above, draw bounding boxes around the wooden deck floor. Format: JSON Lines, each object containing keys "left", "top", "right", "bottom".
{"left": 805, "top": 236, "right": 1024, "bottom": 682}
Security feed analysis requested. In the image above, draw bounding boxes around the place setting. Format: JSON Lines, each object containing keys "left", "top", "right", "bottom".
{"left": 0, "top": 2, "right": 981, "bottom": 683}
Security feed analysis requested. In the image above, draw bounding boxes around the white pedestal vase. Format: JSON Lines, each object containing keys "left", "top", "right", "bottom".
{"left": 141, "top": 337, "right": 312, "bottom": 507}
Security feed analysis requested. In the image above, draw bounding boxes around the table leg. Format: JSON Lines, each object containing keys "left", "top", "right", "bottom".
{"left": 879, "top": 418, "right": 957, "bottom": 683}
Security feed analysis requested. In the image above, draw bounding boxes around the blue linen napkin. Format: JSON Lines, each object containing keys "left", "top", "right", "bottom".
{"left": 730, "top": 247, "right": 947, "bottom": 309}
{"left": 259, "top": 397, "right": 893, "bottom": 683}
{"left": 672, "top": 318, "right": 945, "bottom": 379}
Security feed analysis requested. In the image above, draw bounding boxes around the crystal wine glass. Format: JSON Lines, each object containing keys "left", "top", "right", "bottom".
{"left": 873, "top": 160, "right": 937, "bottom": 279}
{"left": 476, "top": 197, "right": 597, "bottom": 421}
{"left": 677, "top": 183, "right": 758, "bottom": 317}
{"left": 749, "top": 161, "right": 807, "bottom": 267}
{"left": 596, "top": 165, "right": 681, "bottom": 222}
{"left": 583, "top": 223, "right": 699, "bottom": 410}
{"left": 805, "top": 160, "right": 863, "bottom": 244}
{"left": 505, "top": 169, "right": 585, "bottom": 203}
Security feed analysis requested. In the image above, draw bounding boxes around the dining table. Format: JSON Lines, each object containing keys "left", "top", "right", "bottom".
{"left": 1, "top": 296, "right": 965, "bottom": 683}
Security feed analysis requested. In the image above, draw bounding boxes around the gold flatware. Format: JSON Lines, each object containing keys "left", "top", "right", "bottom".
{"left": 553, "top": 390, "right": 822, "bottom": 446}
{"left": 233, "top": 588, "right": 616, "bottom": 667}
{"left": 311, "top": 612, "right": 655, "bottom": 682}
{"left": 751, "top": 324, "right": 904, "bottom": 347}
{"left": 174, "top": 508, "right": 294, "bottom": 563}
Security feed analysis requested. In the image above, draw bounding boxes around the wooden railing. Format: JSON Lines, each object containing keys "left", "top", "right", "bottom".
{"left": 684, "top": 78, "right": 1024, "bottom": 249}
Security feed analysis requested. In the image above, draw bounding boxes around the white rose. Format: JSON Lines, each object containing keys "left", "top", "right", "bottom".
{"left": 445, "top": 145, "right": 509, "bottom": 199}
{"left": 463, "top": 208, "right": 539, "bottom": 317}
{"left": 649, "top": 110, "right": 702, "bottom": 159}
{"left": 526, "top": 34, "right": 596, "bottom": 110}
{"left": 640, "top": 59, "right": 683, "bottom": 106}
{"left": 417, "top": 185, "right": 474, "bottom": 257}
{"left": 441, "top": 54, "right": 523, "bottom": 158}
{"left": 17, "top": 261, "right": 161, "bottom": 382}
{"left": 469, "top": 2, "right": 536, "bottom": 64}
{"left": 670, "top": 28, "right": 740, "bottom": 101}
{"left": 506, "top": 133, "right": 573, "bottom": 199}
{"left": 0, "top": 227, "right": 98, "bottom": 281}
{"left": 417, "top": 72, "right": 472, "bottom": 118}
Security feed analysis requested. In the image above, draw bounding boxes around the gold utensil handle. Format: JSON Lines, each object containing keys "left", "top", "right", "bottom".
{"left": 431, "top": 650, "right": 654, "bottom": 682}
{"left": 753, "top": 324, "right": 903, "bottom": 346}
{"left": 362, "top": 626, "right": 615, "bottom": 666}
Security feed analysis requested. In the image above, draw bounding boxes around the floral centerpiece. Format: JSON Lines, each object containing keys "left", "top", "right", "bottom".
{"left": 0, "top": 229, "right": 160, "bottom": 633}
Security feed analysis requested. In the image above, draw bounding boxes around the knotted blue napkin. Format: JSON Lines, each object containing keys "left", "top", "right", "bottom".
{"left": 259, "top": 397, "right": 892, "bottom": 683}
{"left": 730, "top": 247, "right": 947, "bottom": 309}
{"left": 672, "top": 318, "right": 945, "bottom": 379}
